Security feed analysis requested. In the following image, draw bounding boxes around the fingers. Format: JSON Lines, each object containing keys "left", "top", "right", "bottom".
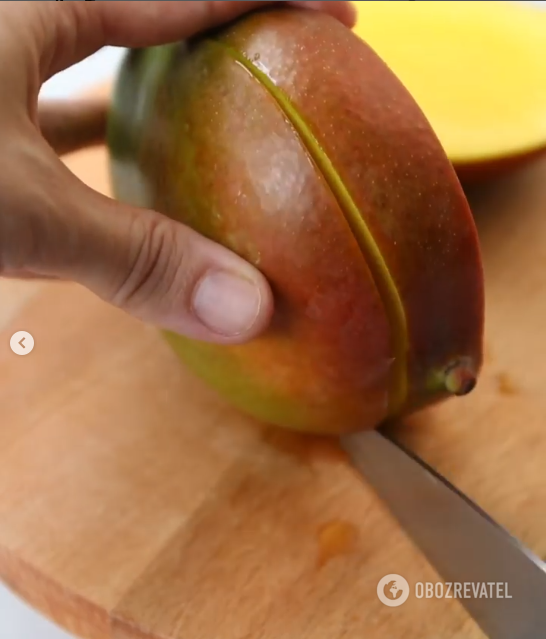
{"left": 37, "top": 1, "right": 357, "bottom": 78}
{"left": 292, "top": 1, "right": 357, "bottom": 27}
{"left": 90, "top": 1, "right": 358, "bottom": 46}
{"left": 2, "top": 270, "right": 60, "bottom": 281}
{"left": 35, "top": 1, "right": 356, "bottom": 153}
{"left": 0, "top": 139, "right": 274, "bottom": 344}
{"left": 37, "top": 98, "right": 108, "bottom": 156}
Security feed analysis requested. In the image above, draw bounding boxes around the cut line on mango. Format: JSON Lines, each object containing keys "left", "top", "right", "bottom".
{"left": 352, "top": 1, "right": 546, "bottom": 174}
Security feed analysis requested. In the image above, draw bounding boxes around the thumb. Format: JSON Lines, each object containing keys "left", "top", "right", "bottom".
{"left": 72, "top": 179, "right": 275, "bottom": 344}
{"left": 4, "top": 139, "right": 274, "bottom": 344}
{"left": 95, "top": 202, "right": 274, "bottom": 344}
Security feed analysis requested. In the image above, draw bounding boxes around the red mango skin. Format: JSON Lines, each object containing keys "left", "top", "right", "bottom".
{"left": 107, "top": 7, "right": 484, "bottom": 435}
{"left": 214, "top": 9, "right": 485, "bottom": 412}
{"left": 109, "top": 36, "right": 392, "bottom": 434}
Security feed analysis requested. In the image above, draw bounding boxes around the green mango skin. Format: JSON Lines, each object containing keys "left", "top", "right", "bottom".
{"left": 107, "top": 7, "right": 484, "bottom": 435}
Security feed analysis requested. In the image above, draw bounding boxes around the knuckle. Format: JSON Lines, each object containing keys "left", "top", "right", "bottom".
{"left": 112, "top": 213, "right": 187, "bottom": 315}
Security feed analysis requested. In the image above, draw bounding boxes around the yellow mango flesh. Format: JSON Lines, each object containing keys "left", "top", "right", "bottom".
{"left": 352, "top": 1, "right": 546, "bottom": 167}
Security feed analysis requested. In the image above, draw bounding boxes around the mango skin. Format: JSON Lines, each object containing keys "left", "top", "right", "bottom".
{"left": 106, "top": 7, "right": 484, "bottom": 435}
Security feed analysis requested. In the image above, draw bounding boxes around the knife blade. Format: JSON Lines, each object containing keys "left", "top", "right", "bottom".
{"left": 340, "top": 429, "right": 546, "bottom": 639}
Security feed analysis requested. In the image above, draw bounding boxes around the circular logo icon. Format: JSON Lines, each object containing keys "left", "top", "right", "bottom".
{"left": 10, "top": 331, "right": 35, "bottom": 356}
{"left": 377, "top": 574, "right": 410, "bottom": 607}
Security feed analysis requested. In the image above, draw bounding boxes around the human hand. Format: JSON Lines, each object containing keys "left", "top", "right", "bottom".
{"left": 0, "top": 1, "right": 356, "bottom": 344}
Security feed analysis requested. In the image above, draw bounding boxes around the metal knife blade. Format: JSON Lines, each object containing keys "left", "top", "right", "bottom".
{"left": 341, "top": 429, "right": 546, "bottom": 639}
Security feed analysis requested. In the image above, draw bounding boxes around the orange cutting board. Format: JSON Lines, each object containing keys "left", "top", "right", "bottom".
{"left": 2, "top": 88, "right": 546, "bottom": 639}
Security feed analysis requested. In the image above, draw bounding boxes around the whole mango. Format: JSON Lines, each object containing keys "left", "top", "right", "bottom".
{"left": 106, "top": 6, "right": 484, "bottom": 435}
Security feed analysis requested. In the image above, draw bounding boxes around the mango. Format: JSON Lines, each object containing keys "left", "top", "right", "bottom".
{"left": 351, "top": 1, "right": 546, "bottom": 180}
{"left": 106, "top": 6, "right": 484, "bottom": 435}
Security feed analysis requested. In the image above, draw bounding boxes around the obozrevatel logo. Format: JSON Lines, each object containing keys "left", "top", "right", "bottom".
{"left": 377, "top": 574, "right": 411, "bottom": 607}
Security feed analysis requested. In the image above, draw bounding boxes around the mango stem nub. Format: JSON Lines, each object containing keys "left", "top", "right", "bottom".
{"left": 444, "top": 359, "right": 477, "bottom": 396}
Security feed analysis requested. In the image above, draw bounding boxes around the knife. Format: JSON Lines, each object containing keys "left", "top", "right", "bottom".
{"left": 340, "top": 429, "right": 546, "bottom": 639}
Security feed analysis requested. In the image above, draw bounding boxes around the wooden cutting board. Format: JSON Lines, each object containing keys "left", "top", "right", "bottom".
{"left": 2, "top": 89, "right": 546, "bottom": 639}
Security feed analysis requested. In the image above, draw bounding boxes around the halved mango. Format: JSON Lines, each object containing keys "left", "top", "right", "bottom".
{"left": 352, "top": 1, "right": 546, "bottom": 174}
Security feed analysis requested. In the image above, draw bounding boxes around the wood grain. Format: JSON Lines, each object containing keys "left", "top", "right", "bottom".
{"left": 2, "top": 86, "right": 546, "bottom": 638}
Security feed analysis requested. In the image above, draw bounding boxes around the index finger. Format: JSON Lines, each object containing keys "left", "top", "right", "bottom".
{"left": 40, "top": 1, "right": 357, "bottom": 79}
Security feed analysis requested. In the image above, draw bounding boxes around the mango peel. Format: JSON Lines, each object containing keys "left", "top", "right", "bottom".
{"left": 106, "top": 7, "right": 484, "bottom": 435}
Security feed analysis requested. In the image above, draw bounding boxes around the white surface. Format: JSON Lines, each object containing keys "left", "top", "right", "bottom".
{"left": 0, "top": 586, "right": 76, "bottom": 639}
{"left": 2, "top": 1, "right": 546, "bottom": 638}
{"left": 39, "top": 46, "right": 126, "bottom": 101}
